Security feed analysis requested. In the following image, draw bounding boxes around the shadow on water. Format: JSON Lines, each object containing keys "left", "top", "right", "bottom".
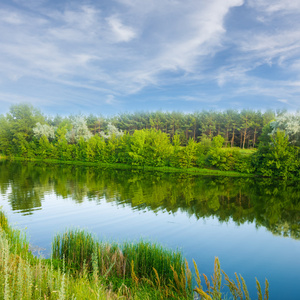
{"left": 0, "top": 159, "right": 299, "bottom": 240}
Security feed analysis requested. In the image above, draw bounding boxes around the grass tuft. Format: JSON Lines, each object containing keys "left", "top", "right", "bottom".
{"left": 52, "top": 229, "right": 185, "bottom": 287}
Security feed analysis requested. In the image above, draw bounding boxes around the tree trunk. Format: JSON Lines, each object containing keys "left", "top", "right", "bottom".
{"left": 225, "top": 128, "right": 229, "bottom": 147}
{"left": 231, "top": 128, "right": 235, "bottom": 147}
{"left": 243, "top": 129, "right": 247, "bottom": 149}
{"left": 240, "top": 132, "right": 243, "bottom": 148}
{"left": 242, "top": 119, "right": 248, "bottom": 149}
{"left": 253, "top": 128, "right": 257, "bottom": 147}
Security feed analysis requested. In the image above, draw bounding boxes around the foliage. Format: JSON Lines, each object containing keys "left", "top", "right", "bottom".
{"left": 254, "top": 129, "right": 300, "bottom": 179}
{"left": 100, "top": 123, "right": 124, "bottom": 139}
{"left": 33, "top": 122, "right": 56, "bottom": 141}
{"left": 270, "top": 112, "right": 300, "bottom": 146}
{"left": 128, "top": 129, "right": 173, "bottom": 167}
{"left": 1, "top": 104, "right": 299, "bottom": 179}
{"left": 207, "top": 148, "right": 241, "bottom": 171}
{"left": 212, "top": 135, "right": 225, "bottom": 148}
{"left": 0, "top": 104, "right": 44, "bottom": 155}
{"left": 177, "top": 138, "right": 197, "bottom": 168}
{"left": 233, "top": 153, "right": 255, "bottom": 174}
{"left": 66, "top": 115, "right": 92, "bottom": 144}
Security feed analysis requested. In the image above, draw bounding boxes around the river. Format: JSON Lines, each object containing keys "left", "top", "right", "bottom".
{"left": 0, "top": 160, "right": 299, "bottom": 299}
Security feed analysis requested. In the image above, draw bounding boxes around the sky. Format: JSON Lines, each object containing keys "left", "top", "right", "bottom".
{"left": 0, "top": 0, "right": 300, "bottom": 116}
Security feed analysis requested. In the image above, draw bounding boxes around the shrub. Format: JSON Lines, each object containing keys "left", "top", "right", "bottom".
{"left": 207, "top": 148, "right": 241, "bottom": 171}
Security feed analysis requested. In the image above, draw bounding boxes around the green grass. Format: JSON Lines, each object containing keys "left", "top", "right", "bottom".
{"left": 233, "top": 148, "right": 257, "bottom": 156}
{"left": 52, "top": 229, "right": 185, "bottom": 287}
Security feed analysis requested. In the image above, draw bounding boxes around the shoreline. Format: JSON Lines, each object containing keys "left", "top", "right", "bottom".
{"left": 0, "top": 155, "right": 254, "bottom": 178}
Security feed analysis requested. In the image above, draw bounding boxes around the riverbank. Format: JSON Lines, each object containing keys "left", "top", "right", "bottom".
{"left": 0, "top": 155, "right": 254, "bottom": 178}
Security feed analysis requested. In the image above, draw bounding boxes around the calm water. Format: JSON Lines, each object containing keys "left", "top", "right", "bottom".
{"left": 0, "top": 160, "right": 299, "bottom": 299}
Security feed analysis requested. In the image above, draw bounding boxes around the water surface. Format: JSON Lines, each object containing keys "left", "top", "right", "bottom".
{"left": 0, "top": 160, "right": 299, "bottom": 299}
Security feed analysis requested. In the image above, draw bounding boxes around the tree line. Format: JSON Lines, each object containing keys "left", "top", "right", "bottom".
{"left": 0, "top": 103, "right": 299, "bottom": 178}
{"left": 87, "top": 109, "right": 277, "bottom": 148}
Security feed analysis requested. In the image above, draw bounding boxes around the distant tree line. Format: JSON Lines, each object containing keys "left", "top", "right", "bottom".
{"left": 88, "top": 109, "right": 277, "bottom": 148}
{"left": 0, "top": 103, "right": 299, "bottom": 179}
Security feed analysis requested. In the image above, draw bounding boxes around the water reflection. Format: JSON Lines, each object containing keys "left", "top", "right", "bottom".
{"left": 0, "top": 160, "right": 299, "bottom": 239}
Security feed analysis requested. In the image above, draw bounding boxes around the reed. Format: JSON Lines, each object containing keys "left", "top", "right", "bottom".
{"left": 122, "top": 240, "right": 184, "bottom": 284}
{"left": 52, "top": 229, "right": 185, "bottom": 287}
{"left": 52, "top": 229, "right": 125, "bottom": 278}
{"left": 193, "top": 257, "right": 269, "bottom": 300}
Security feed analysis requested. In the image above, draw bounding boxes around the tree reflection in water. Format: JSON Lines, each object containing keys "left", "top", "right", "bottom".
{"left": 0, "top": 160, "right": 299, "bottom": 239}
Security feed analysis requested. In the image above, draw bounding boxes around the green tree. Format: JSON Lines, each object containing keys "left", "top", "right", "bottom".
{"left": 254, "top": 129, "right": 300, "bottom": 179}
{"left": 0, "top": 104, "right": 44, "bottom": 155}
{"left": 177, "top": 138, "right": 197, "bottom": 168}
{"left": 240, "top": 110, "right": 253, "bottom": 149}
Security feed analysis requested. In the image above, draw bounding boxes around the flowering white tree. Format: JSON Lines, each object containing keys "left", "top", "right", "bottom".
{"left": 33, "top": 122, "right": 56, "bottom": 141}
{"left": 66, "top": 116, "right": 92, "bottom": 143}
{"left": 100, "top": 123, "right": 123, "bottom": 139}
{"left": 270, "top": 112, "right": 300, "bottom": 146}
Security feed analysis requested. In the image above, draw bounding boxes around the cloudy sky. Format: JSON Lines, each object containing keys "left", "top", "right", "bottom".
{"left": 0, "top": 0, "right": 300, "bottom": 115}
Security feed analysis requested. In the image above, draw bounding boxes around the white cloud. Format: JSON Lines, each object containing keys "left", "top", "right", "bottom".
{"left": 107, "top": 0, "right": 244, "bottom": 89}
{"left": 247, "top": 0, "right": 300, "bottom": 13}
{"left": 209, "top": 0, "right": 300, "bottom": 105}
{"left": 278, "top": 99, "right": 288, "bottom": 103}
{"left": 107, "top": 15, "right": 136, "bottom": 42}
{"left": 287, "top": 81, "right": 300, "bottom": 87}
{"left": 0, "top": 92, "right": 53, "bottom": 106}
{"left": 105, "top": 95, "right": 119, "bottom": 105}
{"left": 0, "top": 10, "right": 24, "bottom": 25}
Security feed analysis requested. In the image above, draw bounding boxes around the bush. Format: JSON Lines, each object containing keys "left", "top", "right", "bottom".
{"left": 207, "top": 148, "right": 240, "bottom": 171}
{"left": 234, "top": 153, "right": 255, "bottom": 174}
{"left": 254, "top": 130, "right": 300, "bottom": 179}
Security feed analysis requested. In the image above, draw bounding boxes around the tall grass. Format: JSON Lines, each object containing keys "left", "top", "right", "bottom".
{"left": 52, "top": 229, "right": 185, "bottom": 286}
{"left": 0, "top": 210, "right": 30, "bottom": 257}
{"left": 193, "top": 257, "right": 269, "bottom": 300}
{"left": 0, "top": 211, "right": 116, "bottom": 299}
{"left": 1, "top": 210, "right": 269, "bottom": 299}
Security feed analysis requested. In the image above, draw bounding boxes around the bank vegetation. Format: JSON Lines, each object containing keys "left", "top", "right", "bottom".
{"left": 0, "top": 104, "right": 299, "bottom": 179}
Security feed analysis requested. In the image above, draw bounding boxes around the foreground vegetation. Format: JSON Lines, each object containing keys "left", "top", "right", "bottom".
{"left": 0, "top": 210, "right": 269, "bottom": 299}
{"left": 0, "top": 104, "right": 299, "bottom": 179}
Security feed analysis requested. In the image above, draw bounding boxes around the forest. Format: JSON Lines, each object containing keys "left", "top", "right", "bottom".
{"left": 0, "top": 103, "right": 299, "bottom": 179}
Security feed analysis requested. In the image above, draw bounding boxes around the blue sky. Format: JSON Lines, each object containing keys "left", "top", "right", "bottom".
{"left": 0, "top": 0, "right": 300, "bottom": 115}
